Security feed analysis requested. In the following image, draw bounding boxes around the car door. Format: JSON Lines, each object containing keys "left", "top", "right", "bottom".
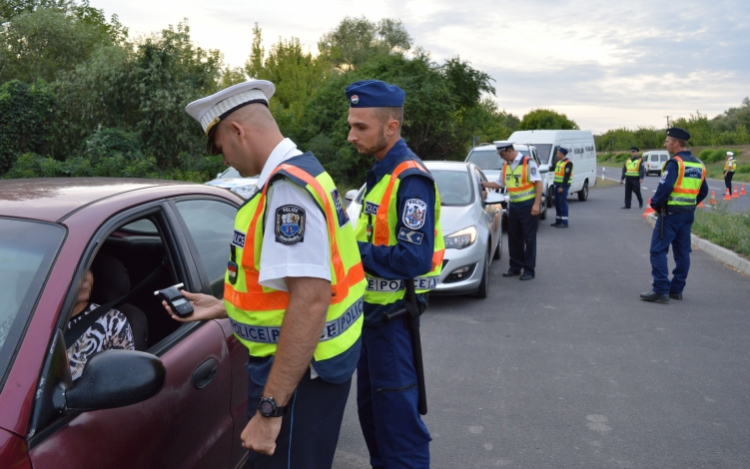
{"left": 28, "top": 201, "right": 235, "bottom": 469}
{"left": 474, "top": 168, "right": 500, "bottom": 253}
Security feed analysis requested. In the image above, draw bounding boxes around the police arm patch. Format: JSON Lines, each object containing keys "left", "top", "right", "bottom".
{"left": 402, "top": 198, "right": 427, "bottom": 230}
{"left": 275, "top": 205, "right": 305, "bottom": 245}
{"left": 398, "top": 227, "right": 424, "bottom": 245}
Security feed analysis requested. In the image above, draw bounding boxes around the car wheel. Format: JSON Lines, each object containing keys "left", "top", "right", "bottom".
{"left": 493, "top": 233, "right": 502, "bottom": 260}
{"left": 577, "top": 180, "right": 589, "bottom": 201}
{"left": 474, "top": 245, "right": 490, "bottom": 299}
{"left": 539, "top": 195, "right": 547, "bottom": 220}
{"left": 547, "top": 186, "right": 555, "bottom": 211}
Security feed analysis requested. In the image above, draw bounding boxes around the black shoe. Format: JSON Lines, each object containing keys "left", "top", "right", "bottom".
{"left": 621, "top": 206, "right": 631, "bottom": 209}
{"left": 550, "top": 223, "right": 560, "bottom": 227}
{"left": 502, "top": 270, "right": 521, "bottom": 277}
{"left": 640, "top": 291, "right": 669, "bottom": 303}
{"left": 669, "top": 292, "right": 683, "bottom": 300}
{"left": 519, "top": 273, "right": 534, "bottom": 281}
{"left": 639, "top": 203, "right": 644, "bottom": 209}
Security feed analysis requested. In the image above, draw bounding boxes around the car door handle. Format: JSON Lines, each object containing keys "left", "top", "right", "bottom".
{"left": 192, "top": 358, "right": 218, "bottom": 390}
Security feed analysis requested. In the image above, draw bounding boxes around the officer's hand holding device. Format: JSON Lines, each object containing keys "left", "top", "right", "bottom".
{"left": 154, "top": 283, "right": 194, "bottom": 318}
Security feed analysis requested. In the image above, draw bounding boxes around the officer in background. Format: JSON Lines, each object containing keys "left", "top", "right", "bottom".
{"left": 620, "top": 146, "right": 645, "bottom": 209}
{"left": 167, "top": 80, "right": 366, "bottom": 468}
{"left": 346, "top": 80, "right": 444, "bottom": 469}
{"left": 724, "top": 151, "right": 736, "bottom": 195}
{"left": 551, "top": 147, "right": 573, "bottom": 228}
{"left": 481, "top": 142, "right": 543, "bottom": 280}
{"left": 640, "top": 127, "right": 708, "bottom": 303}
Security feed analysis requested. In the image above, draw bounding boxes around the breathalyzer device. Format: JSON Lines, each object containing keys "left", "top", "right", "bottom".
{"left": 154, "top": 283, "right": 194, "bottom": 318}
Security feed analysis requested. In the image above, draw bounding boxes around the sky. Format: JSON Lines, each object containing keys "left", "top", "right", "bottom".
{"left": 91, "top": 0, "right": 749, "bottom": 134}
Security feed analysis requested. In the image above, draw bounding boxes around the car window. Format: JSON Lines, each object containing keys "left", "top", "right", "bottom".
{"left": 120, "top": 219, "right": 159, "bottom": 235}
{"left": 533, "top": 144, "right": 553, "bottom": 165}
{"left": 467, "top": 149, "right": 502, "bottom": 171}
{"left": 0, "top": 218, "right": 65, "bottom": 389}
{"left": 175, "top": 200, "right": 238, "bottom": 297}
{"left": 432, "top": 169, "right": 474, "bottom": 206}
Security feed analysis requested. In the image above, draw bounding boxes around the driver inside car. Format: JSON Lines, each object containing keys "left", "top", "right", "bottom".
{"left": 66, "top": 270, "right": 134, "bottom": 380}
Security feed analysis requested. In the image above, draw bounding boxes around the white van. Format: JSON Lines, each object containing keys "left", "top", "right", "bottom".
{"left": 642, "top": 150, "right": 670, "bottom": 176}
{"left": 508, "top": 130, "right": 597, "bottom": 207}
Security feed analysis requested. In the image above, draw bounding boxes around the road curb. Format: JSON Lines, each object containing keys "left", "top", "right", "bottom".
{"left": 644, "top": 213, "right": 750, "bottom": 277}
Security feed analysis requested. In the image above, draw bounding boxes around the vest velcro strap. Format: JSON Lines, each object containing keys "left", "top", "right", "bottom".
{"left": 230, "top": 297, "right": 363, "bottom": 344}
{"left": 668, "top": 196, "right": 696, "bottom": 203}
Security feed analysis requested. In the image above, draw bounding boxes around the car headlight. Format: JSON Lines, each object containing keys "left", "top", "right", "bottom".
{"left": 443, "top": 226, "right": 477, "bottom": 250}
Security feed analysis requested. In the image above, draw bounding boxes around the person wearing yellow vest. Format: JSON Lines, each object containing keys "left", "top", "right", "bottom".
{"left": 551, "top": 147, "right": 573, "bottom": 228}
{"left": 481, "top": 141, "right": 543, "bottom": 280}
{"left": 620, "top": 147, "right": 645, "bottom": 209}
{"left": 346, "top": 80, "right": 443, "bottom": 469}
{"left": 640, "top": 127, "right": 708, "bottom": 303}
{"left": 164, "top": 80, "right": 365, "bottom": 468}
{"left": 724, "top": 151, "right": 736, "bottom": 196}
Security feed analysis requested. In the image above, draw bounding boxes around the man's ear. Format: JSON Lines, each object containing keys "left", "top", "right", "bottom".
{"left": 229, "top": 121, "right": 245, "bottom": 139}
{"left": 385, "top": 118, "right": 400, "bottom": 136}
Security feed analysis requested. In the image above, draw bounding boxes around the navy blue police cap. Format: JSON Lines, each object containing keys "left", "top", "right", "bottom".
{"left": 558, "top": 147, "right": 569, "bottom": 155}
{"left": 494, "top": 141, "right": 514, "bottom": 152}
{"left": 630, "top": 146, "right": 639, "bottom": 152}
{"left": 346, "top": 80, "right": 405, "bottom": 108}
{"left": 666, "top": 127, "right": 690, "bottom": 141}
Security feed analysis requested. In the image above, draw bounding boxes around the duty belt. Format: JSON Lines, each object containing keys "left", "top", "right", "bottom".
{"left": 366, "top": 276, "right": 438, "bottom": 292}
{"left": 230, "top": 297, "right": 363, "bottom": 343}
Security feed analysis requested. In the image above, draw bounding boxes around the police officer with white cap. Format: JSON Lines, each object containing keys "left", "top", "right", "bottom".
{"left": 640, "top": 127, "right": 708, "bottom": 303}
{"left": 481, "top": 141, "right": 543, "bottom": 280}
{"left": 724, "top": 151, "right": 736, "bottom": 195}
{"left": 163, "top": 80, "right": 366, "bottom": 468}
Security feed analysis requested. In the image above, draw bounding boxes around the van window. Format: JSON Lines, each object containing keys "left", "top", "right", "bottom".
{"left": 532, "top": 144, "right": 553, "bottom": 165}
{"left": 651, "top": 155, "right": 658, "bottom": 162}
{"left": 660, "top": 154, "right": 669, "bottom": 162}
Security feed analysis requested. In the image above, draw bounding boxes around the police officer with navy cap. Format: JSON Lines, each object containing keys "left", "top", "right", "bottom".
{"left": 346, "top": 79, "right": 444, "bottom": 469}
{"left": 640, "top": 127, "right": 708, "bottom": 303}
{"left": 551, "top": 146, "right": 573, "bottom": 228}
{"left": 620, "top": 146, "right": 645, "bottom": 209}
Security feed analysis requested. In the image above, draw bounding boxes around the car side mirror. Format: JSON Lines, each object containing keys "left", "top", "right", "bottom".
{"left": 483, "top": 192, "right": 504, "bottom": 205}
{"left": 55, "top": 349, "right": 166, "bottom": 414}
{"left": 344, "top": 189, "right": 359, "bottom": 201}
{"left": 538, "top": 164, "right": 549, "bottom": 174}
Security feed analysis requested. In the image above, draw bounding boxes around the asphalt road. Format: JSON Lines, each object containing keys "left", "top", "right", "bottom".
{"left": 333, "top": 183, "right": 750, "bottom": 469}
{"left": 597, "top": 166, "right": 750, "bottom": 212}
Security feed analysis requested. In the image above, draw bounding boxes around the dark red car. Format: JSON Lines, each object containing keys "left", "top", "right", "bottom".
{"left": 0, "top": 179, "right": 249, "bottom": 468}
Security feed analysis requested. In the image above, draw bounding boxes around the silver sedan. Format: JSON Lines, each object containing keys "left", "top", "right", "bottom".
{"left": 345, "top": 161, "right": 504, "bottom": 298}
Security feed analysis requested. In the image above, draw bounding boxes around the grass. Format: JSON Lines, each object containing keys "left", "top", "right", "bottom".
{"left": 592, "top": 178, "right": 619, "bottom": 188}
{"left": 693, "top": 203, "right": 750, "bottom": 259}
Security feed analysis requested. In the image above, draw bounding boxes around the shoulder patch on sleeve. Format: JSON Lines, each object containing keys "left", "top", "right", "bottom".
{"left": 398, "top": 227, "right": 424, "bottom": 245}
{"left": 659, "top": 170, "right": 668, "bottom": 184}
{"left": 330, "top": 188, "right": 349, "bottom": 227}
{"left": 530, "top": 167, "right": 537, "bottom": 176}
{"left": 275, "top": 205, "right": 305, "bottom": 245}
{"left": 402, "top": 198, "right": 427, "bottom": 230}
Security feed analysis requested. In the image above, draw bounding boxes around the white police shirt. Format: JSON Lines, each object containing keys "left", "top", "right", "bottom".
{"left": 493, "top": 153, "right": 542, "bottom": 186}
{"left": 254, "top": 138, "right": 331, "bottom": 291}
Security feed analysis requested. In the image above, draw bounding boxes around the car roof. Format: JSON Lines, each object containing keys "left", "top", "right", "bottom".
{"left": 470, "top": 143, "right": 534, "bottom": 151}
{"left": 0, "top": 178, "right": 234, "bottom": 222}
{"left": 423, "top": 160, "right": 472, "bottom": 172}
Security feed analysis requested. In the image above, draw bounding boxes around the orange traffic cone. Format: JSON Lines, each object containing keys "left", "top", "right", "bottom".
{"left": 733, "top": 185, "right": 740, "bottom": 198}
{"left": 709, "top": 190, "right": 717, "bottom": 204}
{"left": 643, "top": 198, "right": 655, "bottom": 218}
{"left": 741, "top": 184, "right": 747, "bottom": 196}
{"left": 697, "top": 199, "right": 704, "bottom": 208}
{"left": 723, "top": 188, "right": 732, "bottom": 200}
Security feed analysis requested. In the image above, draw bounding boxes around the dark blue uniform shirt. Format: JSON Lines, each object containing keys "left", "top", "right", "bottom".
{"left": 358, "top": 138, "right": 436, "bottom": 280}
{"left": 650, "top": 151, "right": 709, "bottom": 213}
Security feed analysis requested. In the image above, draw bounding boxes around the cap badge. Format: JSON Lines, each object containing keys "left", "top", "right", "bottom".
{"left": 351, "top": 95, "right": 359, "bottom": 105}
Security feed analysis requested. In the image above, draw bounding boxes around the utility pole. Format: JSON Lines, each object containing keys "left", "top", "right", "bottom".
{"left": 663, "top": 115, "right": 671, "bottom": 128}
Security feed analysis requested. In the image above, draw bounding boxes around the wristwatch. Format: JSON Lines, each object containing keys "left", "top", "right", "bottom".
{"left": 257, "top": 396, "right": 287, "bottom": 418}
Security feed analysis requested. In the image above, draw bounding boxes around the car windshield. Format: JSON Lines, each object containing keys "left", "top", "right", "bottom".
{"left": 532, "top": 144, "right": 553, "bottom": 165}
{"left": 467, "top": 149, "right": 502, "bottom": 170}
{"left": 432, "top": 169, "right": 474, "bottom": 206}
{"left": 0, "top": 218, "right": 65, "bottom": 387}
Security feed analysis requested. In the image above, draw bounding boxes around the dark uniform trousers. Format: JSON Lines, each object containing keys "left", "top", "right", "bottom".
{"left": 624, "top": 177, "right": 643, "bottom": 208}
{"left": 650, "top": 211, "right": 694, "bottom": 295}
{"left": 725, "top": 172, "right": 735, "bottom": 194}
{"left": 553, "top": 184, "right": 570, "bottom": 226}
{"left": 357, "top": 318, "right": 431, "bottom": 469}
{"left": 508, "top": 201, "right": 538, "bottom": 276}
{"left": 245, "top": 364, "right": 352, "bottom": 469}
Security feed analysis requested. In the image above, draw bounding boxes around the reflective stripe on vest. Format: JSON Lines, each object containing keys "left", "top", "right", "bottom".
{"left": 554, "top": 159, "right": 572, "bottom": 184}
{"left": 625, "top": 158, "right": 641, "bottom": 177}
{"left": 725, "top": 159, "right": 735, "bottom": 171}
{"left": 355, "top": 159, "right": 445, "bottom": 305}
{"left": 503, "top": 157, "right": 535, "bottom": 203}
{"left": 667, "top": 156, "right": 705, "bottom": 206}
{"left": 224, "top": 155, "right": 365, "bottom": 363}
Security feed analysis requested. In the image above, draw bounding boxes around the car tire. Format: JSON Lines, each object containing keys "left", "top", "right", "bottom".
{"left": 539, "top": 195, "right": 547, "bottom": 220}
{"left": 493, "top": 234, "right": 501, "bottom": 260}
{"left": 474, "top": 245, "right": 490, "bottom": 299}
{"left": 547, "top": 186, "right": 555, "bottom": 212}
{"left": 577, "top": 180, "right": 589, "bottom": 201}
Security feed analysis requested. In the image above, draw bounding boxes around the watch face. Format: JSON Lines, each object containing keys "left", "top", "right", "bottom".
{"left": 259, "top": 400, "right": 274, "bottom": 416}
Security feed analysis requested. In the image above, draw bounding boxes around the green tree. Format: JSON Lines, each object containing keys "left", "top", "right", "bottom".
{"left": 317, "top": 16, "right": 412, "bottom": 70}
{"left": 0, "top": 80, "right": 56, "bottom": 174}
{"left": 519, "top": 109, "right": 579, "bottom": 130}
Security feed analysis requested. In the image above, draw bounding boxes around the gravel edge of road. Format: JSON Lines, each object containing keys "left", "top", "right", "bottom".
{"left": 643, "top": 213, "right": 750, "bottom": 277}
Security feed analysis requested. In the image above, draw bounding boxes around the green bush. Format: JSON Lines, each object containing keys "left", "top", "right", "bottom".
{"left": 614, "top": 152, "right": 630, "bottom": 163}
{"left": 737, "top": 165, "right": 750, "bottom": 174}
{"left": 597, "top": 153, "right": 613, "bottom": 163}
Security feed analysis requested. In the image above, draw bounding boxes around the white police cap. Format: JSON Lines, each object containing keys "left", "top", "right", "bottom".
{"left": 727, "top": 151, "right": 734, "bottom": 157}
{"left": 494, "top": 140, "right": 515, "bottom": 152}
{"left": 185, "top": 80, "right": 275, "bottom": 137}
